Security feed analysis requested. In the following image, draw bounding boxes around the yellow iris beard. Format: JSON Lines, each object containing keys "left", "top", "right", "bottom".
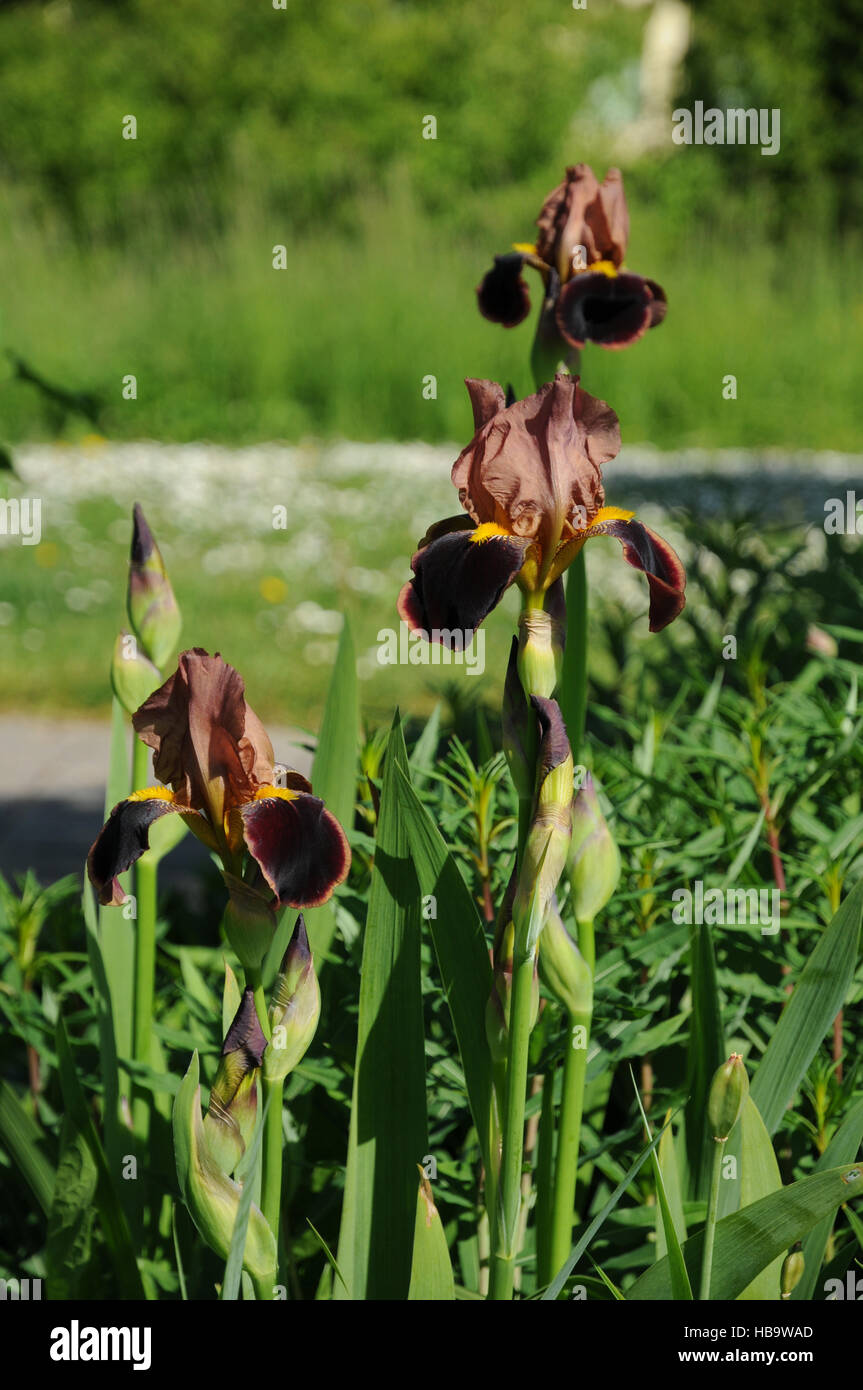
{"left": 470, "top": 522, "right": 513, "bottom": 544}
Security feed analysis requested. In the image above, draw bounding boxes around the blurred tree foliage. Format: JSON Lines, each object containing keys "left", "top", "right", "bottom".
{"left": 1, "top": 0, "right": 858, "bottom": 246}
{"left": 683, "top": 0, "right": 863, "bottom": 232}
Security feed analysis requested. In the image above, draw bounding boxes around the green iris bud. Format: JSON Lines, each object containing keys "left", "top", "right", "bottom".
{"left": 707, "top": 1053, "right": 749, "bottom": 1142}
{"left": 127, "top": 502, "right": 181, "bottom": 670}
{"left": 512, "top": 697, "right": 573, "bottom": 955}
{"left": 110, "top": 630, "right": 162, "bottom": 715}
{"left": 568, "top": 773, "right": 620, "bottom": 923}
{"left": 780, "top": 1247, "right": 805, "bottom": 1299}
{"left": 172, "top": 1050, "right": 276, "bottom": 1281}
{"left": 263, "top": 914, "right": 320, "bottom": 1083}
{"left": 203, "top": 986, "right": 267, "bottom": 1177}
{"left": 538, "top": 901, "right": 592, "bottom": 1016}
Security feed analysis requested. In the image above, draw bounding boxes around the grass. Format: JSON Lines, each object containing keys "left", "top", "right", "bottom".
{"left": 0, "top": 178, "right": 861, "bottom": 452}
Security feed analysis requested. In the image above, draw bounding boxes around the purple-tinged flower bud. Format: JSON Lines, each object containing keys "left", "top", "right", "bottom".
{"left": 568, "top": 773, "right": 620, "bottom": 923}
{"left": 203, "top": 986, "right": 267, "bottom": 1176}
{"left": 707, "top": 1053, "right": 749, "bottom": 1142}
{"left": 512, "top": 697, "right": 573, "bottom": 955}
{"left": 173, "top": 1050, "right": 276, "bottom": 1280}
{"left": 264, "top": 914, "right": 320, "bottom": 1082}
{"left": 127, "top": 503, "right": 181, "bottom": 670}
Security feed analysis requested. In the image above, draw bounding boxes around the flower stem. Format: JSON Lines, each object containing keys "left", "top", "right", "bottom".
{"left": 131, "top": 737, "right": 156, "bottom": 1142}
{"left": 246, "top": 963, "right": 284, "bottom": 1294}
{"left": 489, "top": 950, "right": 535, "bottom": 1300}
{"left": 260, "top": 1073, "right": 285, "bottom": 1264}
{"left": 547, "top": 915, "right": 594, "bottom": 1282}
{"left": 699, "top": 1140, "right": 724, "bottom": 1300}
{"left": 560, "top": 550, "right": 588, "bottom": 763}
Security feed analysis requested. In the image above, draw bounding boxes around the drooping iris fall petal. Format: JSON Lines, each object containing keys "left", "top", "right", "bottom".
{"left": 241, "top": 791, "right": 351, "bottom": 909}
{"left": 585, "top": 515, "right": 686, "bottom": 631}
{"left": 556, "top": 272, "right": 667, "bottom": 350}
{"left": 87, "top": 788, "right": 193, "bottom": 906}
{"left": 476, "top": 253, "right": 532, "bottom": 327}
{"left": 398, "top": 527, "right": 531, "bottom": 645}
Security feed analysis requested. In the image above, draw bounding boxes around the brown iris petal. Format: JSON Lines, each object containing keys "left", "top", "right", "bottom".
{"left": 451, "top": 374, "right": 620, "bottom": 554}
{"left": 556, "top": 272, "right": 664, "bottom": 350}
{"left": 587, "top": 517, "right": 686, "bottom": 632}
{"left": 87, "top": 795, "right": 187, "bottom": 906}
{"left": 398, "top": 529, "right": 531, "bottom": 644}
{"left": 476, "top": 254, "right": 531, "bottom": 328}
{"left": 133, "top": 649, "right": 273, "bottom": 821}
{"left": 531, "top": 696, "right": 571, "bottom": 778}
{"left": 535, "top": 165, "right": 629, "bottom": 278}
{"left": 241, "top": 794, "right": 351, "bottom": 909}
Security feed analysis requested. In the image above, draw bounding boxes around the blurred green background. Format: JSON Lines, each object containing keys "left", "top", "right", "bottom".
{"left": 0, "top": 0, "right": 861, "bottom": 723}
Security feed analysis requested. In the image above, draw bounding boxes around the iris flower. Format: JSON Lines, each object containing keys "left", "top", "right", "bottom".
{"left": 477, "top": 163, "right": 666, "bottom": 350}
{"left": 88, "top": 648, "right": 350, "bottom": 911}
{"left": 398, "top": 374, "right": 685, "bottom": 644}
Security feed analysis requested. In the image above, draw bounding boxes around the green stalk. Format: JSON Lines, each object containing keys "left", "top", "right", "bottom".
{"left": 260, "top": 1074, "right": 285, "bottom": 1257}
{"left": 560, "top": 550, "right": 588, "bottom": 763}
{"left": 246, "top": 963, "right": 284, "bottom": 1296}
{"left": 547, "top": 915, "right": 594, "bottom": 1281}
{"left": 534, "top": 1073, "right": 555, "bottom": 1282}
{"left": 131, "top": 736, "right": 156, "bottom": 1142}
{"left": 699, "top": 1139, "right": 724, "bottom": 1299}
{"left": 489, "top": 950, "right": 535, "bottom": 1300}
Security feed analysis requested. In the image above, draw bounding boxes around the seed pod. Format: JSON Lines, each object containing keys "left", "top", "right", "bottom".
{"left": 707, "top": 1053, "right": 749, "bottom": 1142}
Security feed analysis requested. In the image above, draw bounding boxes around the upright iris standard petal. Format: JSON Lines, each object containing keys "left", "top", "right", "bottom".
{"left": 476, "top": 253, "right": 532, "bottom": 327}
{"left": 398, "top": 526, "right": 531, "bottom": 646}
{"left": 133, "top": 648, "right": 272, "bottom": 827}
{"left": 556, "top": 272, "right": 667, "bottom": 350}
{"left": 87, "top": 788, "right": 191, "bottom": 906}
{"left": 584, "top": 515, "right": 686, "bottom": 631}
{"left": 240, "top": 789, "right": 350, "bottom": 908}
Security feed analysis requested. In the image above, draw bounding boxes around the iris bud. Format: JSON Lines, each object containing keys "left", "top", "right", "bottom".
{"left": 538, "top": 901, "right": 592, "bottom": 1016}
{"left": 512, "top": 697, "right": 573, "bottom": 955}
{"left": 568, "top": 773, "right": 620, "bottom": 922}
{"left": 172, "top": 1050, "right": 276, "bottom": 1281}
{"left": 780, "top": 1247, "right": 805, "bottom": 1299}
{"left": 110, "top": 630, "right": 162, "bottom": 715}
{"left": 127, "top": 503, "right": 181, "bottom": 670}
{"left": 707, "top": 1053, "right": 749, "bottom": 1142}
{"left": 264, "top": 914, "right": 320, "bottom": 1082}
{"left": 203, "top": 986, "right": 267, "bottom": 1177}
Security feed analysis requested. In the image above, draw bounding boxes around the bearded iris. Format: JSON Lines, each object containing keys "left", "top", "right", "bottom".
{"left": 398, "top": 374, "right": 685, "bottom": 649}
{"left": 477, "top": 163, "right": 666, "bottom": 351}
{"left": 88, "top": 647, "right": 350, "bottom": 912}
